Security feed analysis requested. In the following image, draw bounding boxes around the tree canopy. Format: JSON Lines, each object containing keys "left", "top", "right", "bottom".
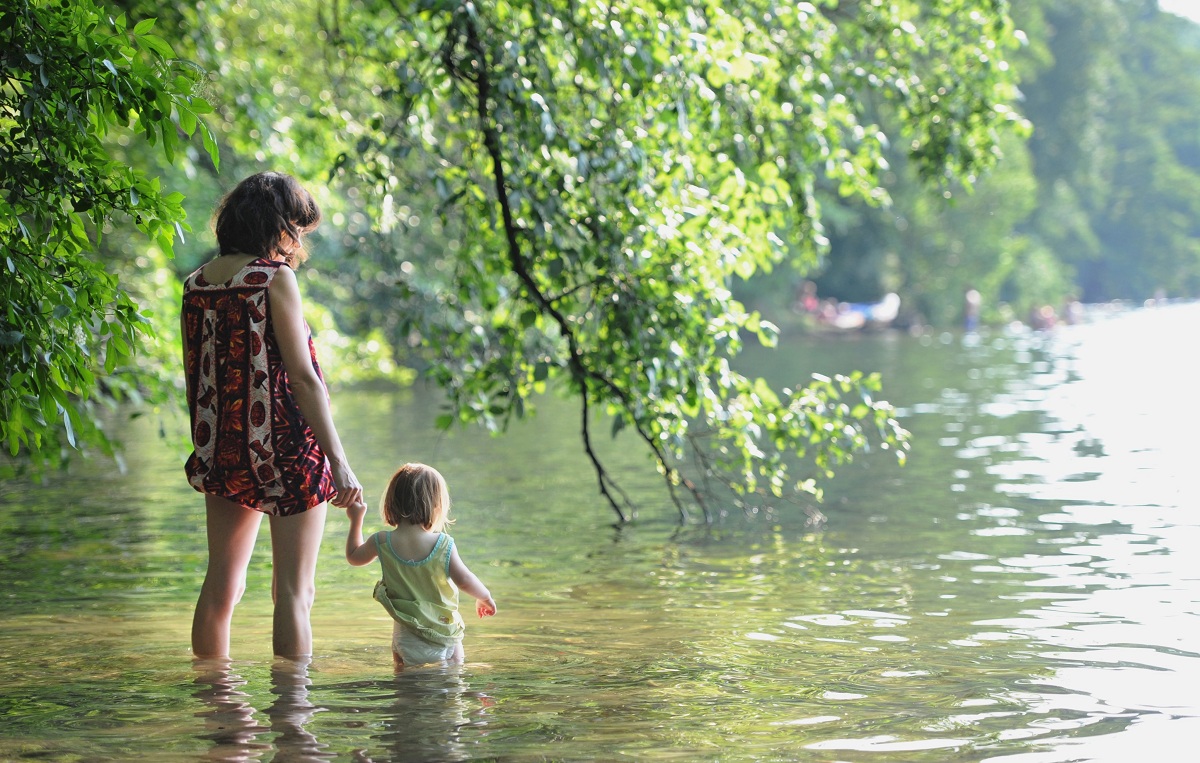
{"left": 811, "top": 0, "right": 1200, "bottom": 326}
{"left": 1, "top": 0, "right": 216, "bottom": 469}
{"left": 203, "top": 0, "right": 1023, "bottom": 519}
{"left": 9, "top": 0, "right": 1151, "bottom": 522}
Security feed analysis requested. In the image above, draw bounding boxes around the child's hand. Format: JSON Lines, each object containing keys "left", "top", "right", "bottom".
{"left": 346, "top": 500, "right": 368, "bottom": 522}
{"left": 477, "top": 597, "right": 497, "bottom": 618}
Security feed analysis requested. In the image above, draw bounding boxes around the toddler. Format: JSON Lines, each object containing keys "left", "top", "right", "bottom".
{"left": 346, "top": 463, "right": 496, "bottom": 668}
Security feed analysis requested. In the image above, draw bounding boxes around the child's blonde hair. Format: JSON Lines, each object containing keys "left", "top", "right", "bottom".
{"left": 380, "top": 463, "right": 452, "bottom": 531}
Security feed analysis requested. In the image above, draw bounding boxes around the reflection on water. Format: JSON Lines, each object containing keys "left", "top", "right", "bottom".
{"left": 324, "top": 668, "right": 492, "bottom": 763}
{"left": 0, "top": 302, "right": 1198, "bottom": 761}
{"left": 193, "top": 657, "right": 333, "bottom": 762}
{"left": 267, "top": 658, "right": 333, "bottom": 762}
{"left": 193, "top": 659, "right": 270, "bottom": 761}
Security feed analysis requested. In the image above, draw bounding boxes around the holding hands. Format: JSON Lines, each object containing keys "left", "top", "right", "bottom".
{"left": 346, "top": 499, "right": 369, "bottom": 522}
{"left": 344, "top": 497, "right": 375, "bottom": 567}
{"left": 330, "top": 461, "right": 363, "bottom": 509}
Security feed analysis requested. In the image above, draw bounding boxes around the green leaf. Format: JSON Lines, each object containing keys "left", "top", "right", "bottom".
{"left": 137, "top": 34, "right": 176, "bottom": 59}
{"left": 62, "top": 408, "right": 76, "bottom": 448}
{"left": 611, "top": 415, "right": 626, "bottom": 438}
{"left": 200, "top": 123, "right": 220, "bottom": 170}
{"left": 189, "top": 97, "right": 214, "bottom": 115}
{"left": 178, "top": 106, "right": 197, "bottom": 135}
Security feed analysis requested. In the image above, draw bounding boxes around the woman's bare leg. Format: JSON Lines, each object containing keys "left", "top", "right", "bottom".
{"left": 268, "top": 504, "right": 327, "bottom": 658}
{"left": 193, "top": 496, "right": 264, "bottom": 658}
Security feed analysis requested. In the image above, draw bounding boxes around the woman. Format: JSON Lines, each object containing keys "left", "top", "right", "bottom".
{"left": 181, "top": 171, "right": 362, "bottom": 658}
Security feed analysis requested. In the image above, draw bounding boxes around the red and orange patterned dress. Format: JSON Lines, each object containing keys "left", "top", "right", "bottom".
{"left": 182, "top": 258, "right": 336, "bottom": 516}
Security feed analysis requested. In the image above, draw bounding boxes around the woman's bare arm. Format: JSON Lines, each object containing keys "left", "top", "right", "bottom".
{"left": 269, "top": 265, "right": 362, "bottom": 508}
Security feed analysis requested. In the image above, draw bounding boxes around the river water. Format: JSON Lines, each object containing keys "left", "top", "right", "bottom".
{"left": 0, "top": 302, "right": 1197, "bottom": 762}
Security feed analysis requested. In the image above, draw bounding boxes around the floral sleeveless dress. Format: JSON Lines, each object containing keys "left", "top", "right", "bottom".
{"left": 182, "top": 258, "right": 336, "bottom": 516}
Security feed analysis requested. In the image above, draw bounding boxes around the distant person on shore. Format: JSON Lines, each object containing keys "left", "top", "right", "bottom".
{"left": 1029, "top": 304, "right": 1057, "bottom": 330}
{"left": 964, "top": 286, "right": 982, "bottom": 332}
{"left": 1063, "top": 296, "right": 1084, "bottom": 325}
{"left": 183, "top": 172, "right": 363, "bottom": 660}
{"left": 346, "top": 463, "right": 496, "bottom": 669}
{"left": 793, "top": 280, "right": 820, "bottom": 315}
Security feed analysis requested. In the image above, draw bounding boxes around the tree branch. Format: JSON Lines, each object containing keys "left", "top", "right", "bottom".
{"left": 459, "top": 9, "right": 716, "bottom": 524}
{"left": 461, "top": 12, "right": 637, "bottom": 522}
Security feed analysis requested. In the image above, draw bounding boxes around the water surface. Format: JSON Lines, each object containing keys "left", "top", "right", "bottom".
{"left": 1, "top": 302, "right": 1197, "bottom": 761}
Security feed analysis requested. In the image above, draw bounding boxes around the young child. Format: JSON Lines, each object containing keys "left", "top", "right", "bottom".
{"left": 346, "top": 463, "right": 496, "bottom": 668}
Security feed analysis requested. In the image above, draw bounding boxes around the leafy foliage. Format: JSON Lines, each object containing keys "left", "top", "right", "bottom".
{"left": 1020, "top": 0, "right": 1200, "bottom": 300}
{"left": 2, "top": 0, "right": 1028, "bottom": 522}
{"left": 813, "top": 0, "right": 1200, "bottom": 323}
{"left": 0, "top": 0, "right": 217, "bottom": 470}
{"left": 297, "top": 0, "right": 1021, "bottom": 520}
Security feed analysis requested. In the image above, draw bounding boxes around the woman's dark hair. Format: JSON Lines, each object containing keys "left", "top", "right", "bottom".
{"left": 212, "top": 172, "right": 321, "bottom": 267}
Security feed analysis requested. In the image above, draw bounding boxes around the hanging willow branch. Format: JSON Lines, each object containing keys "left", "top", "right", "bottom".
{"left": 458, "top": 12, "right": 707, "bottom": 523}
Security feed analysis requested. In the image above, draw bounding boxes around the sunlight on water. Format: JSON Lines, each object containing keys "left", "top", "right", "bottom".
{"left": 968, "top": 303, "right": 1200, "bottom": 761}
{"left": 0, "top": 303, "right": 1198, "bottom": 761}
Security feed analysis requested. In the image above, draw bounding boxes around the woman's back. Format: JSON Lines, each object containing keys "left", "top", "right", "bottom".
{"left": 182, "top": 256, "right": 333, "bottom": 516}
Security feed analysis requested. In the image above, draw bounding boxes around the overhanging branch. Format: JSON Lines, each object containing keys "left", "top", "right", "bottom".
{"left": 459, "top": 9, "right": 711, "bottom": 523}
{"left": 461, "top": 13, "right": 634, "bottom": 522}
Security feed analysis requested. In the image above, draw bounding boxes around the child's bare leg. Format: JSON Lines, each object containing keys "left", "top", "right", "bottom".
{"left": 451, "top": 642, "right": 465, "bottom": 664}
{"left": 392, "top": 650, "right": 405, "bottom": 671}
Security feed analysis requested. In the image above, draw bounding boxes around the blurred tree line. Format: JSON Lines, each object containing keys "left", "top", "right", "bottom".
{"left": 795, "top": 0, "right": 1200, "bottom": 328}
{"left": 6, "top": 0, "right": 1197, "bottom": 517}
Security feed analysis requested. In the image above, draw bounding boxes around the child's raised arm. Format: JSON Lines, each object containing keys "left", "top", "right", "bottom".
{"left": 449, "top": 545, "right": 497, "bottom": 617}
{"left": 345, "top": 501, "right": 379, "bottom": 566}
